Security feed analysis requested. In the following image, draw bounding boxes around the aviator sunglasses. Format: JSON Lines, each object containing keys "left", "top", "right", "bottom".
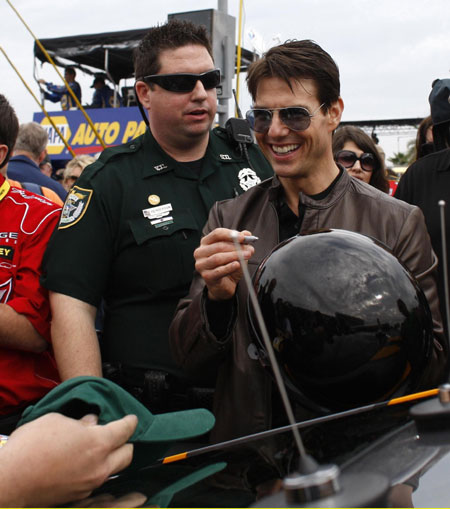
{"left": 335, "top": 150, "right": 378, "bottom": 172}
{"left": 138, "top": 69, "right": 221, "bottom": 93}
{"left": 245, "top": 103, "right": 325, "bottom": 133}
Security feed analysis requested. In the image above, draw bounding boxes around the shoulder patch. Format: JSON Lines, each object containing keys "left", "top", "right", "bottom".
{"left": 59, "top": 185, "right": 93, "bottom": 229}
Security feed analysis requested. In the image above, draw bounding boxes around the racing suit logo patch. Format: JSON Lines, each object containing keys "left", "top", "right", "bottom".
{"left": 0, "top": 278, "right": 13, "bottom": 303}
{"left": 238, "top": 168, "right": 261, "bottom": 191}
{"left": 0, "top": 245, "right": 14, "bottom": 260}
{"left": 59, "top": 185, "right": 93, "bottom": 229}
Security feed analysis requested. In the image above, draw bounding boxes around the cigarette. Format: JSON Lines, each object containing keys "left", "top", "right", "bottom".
{"left": 243, "top": 235, "right": 259, "bottom": 244}
{"left": 230, "top": 231, "right": 259, "bottom": 244}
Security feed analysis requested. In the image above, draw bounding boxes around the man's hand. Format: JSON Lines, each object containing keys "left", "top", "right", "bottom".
{"left": 0, "top": 412, "right": 137, "bottom": 507}
{"left": 194, "top": 228, "right": 255, "bottom": 301}
{"left": 38, "top": 79, "right": 46, "bottom": 84}
{"left": 70, "top": 491, "right": 148, "bottom": 508}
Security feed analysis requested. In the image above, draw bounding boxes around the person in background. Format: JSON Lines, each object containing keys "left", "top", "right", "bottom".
{"left": 5, "top": 174, "right": 63, "bottom": 206}
{"left": 90, "top": 75, "right": 123, "bottom": 108}
{"left": 62, "top": 155, "right": 96, "bottom": 192}
{"left": 396, "top": 79, "right": 450, "bottom": 334}
{"left": 39, "top": 153, "right": 53, "bottom": 177}
{"left": 414, "top": 115, "right": 434, "bottom": 161}
{"left": 333, "top": 125, "right": 390, "bottom": 193}
{"left": 7, "top": 122, "right": 67, "bottom": 201}
{"left": 0, "top": 94, "right": 61, "bottom": 434}
{"left": 38, "top": 66, "right": 82, "bottom": 111}
{"left": 371, "top": 130, "right": 387, "bottom": 167}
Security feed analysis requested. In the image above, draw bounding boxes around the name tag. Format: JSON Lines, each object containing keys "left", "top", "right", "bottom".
{"left": 142, "top": 203, "right": 173, "bottom": 220}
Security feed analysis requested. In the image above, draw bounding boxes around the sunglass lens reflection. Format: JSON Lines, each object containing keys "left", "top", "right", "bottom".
{"left": 337, "top": 151, "right": 357, "bottom": 168}
{"left": 247, "top": 110, "right": 271, "bottom": 132}
{"left": 280, "top": 108, "right": 311, "bottom": 131}
{"left": 361, "top": 154, "right": 376, "bottom": 171}
{"left": 202, "top": 71, "right": 221, "bottom": 89}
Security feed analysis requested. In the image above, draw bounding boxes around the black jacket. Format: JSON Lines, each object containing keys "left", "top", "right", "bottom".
{"left": 396, "top": 148, "right": 450, "bottom": 333}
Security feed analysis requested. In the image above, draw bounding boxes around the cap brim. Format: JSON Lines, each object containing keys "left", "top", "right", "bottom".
{"left": 147, "top": 462, "right": 226, "bottom": 507}
{"left": 136, "top": 408, "right": 215, "bottom": 443}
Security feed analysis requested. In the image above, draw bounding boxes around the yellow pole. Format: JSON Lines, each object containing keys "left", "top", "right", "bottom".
{"left": 387, "top": 388, "right": 439, "bottom": 406}
{"left": 6, "top": 0, "right": 107, "bottom": 149}
{"left": 235, "top": 0, "right": 244, "bottom": 117}
{"left": 1, "top": 46, "right": 76, "bottom": 158}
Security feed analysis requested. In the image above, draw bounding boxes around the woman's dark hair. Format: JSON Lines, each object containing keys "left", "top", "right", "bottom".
{"left": 246, "top": 40, "right": 340, "bottom": 109}
{"left": 414, "top": 116, "right": 434, "bottom": 160}
{"left": 332, "top": 126, "right": 389, "bottom": 194}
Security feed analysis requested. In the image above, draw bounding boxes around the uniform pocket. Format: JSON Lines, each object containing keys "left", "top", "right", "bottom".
{"left": 128, "top": 209, "right": 200, "bottom": 294}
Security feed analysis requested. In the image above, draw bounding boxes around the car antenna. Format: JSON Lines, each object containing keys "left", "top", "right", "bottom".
{"left": 439, "top": 200, "right": 450, "bottom": 356}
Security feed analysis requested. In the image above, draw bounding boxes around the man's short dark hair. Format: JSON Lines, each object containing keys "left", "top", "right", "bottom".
{"left": 65, "top": 67, "right": 76, "bottom": 77}
{"left": 0, "top": 94, "right": 19, "bottom": 169}
{"left": 246, "top": 40, "right": 340, "bottom": 109}
{"left": 134, "top": 19, "right": 213, "bottom": 80}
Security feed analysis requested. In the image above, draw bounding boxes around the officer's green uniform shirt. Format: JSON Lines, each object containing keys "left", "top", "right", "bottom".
{"left": 41, "top": 127, "right": 273, "bottom": 376}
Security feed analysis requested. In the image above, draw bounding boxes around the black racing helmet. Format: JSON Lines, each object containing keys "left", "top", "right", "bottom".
{"left": 249, "top": 229, "right": 434, "bottom": 414}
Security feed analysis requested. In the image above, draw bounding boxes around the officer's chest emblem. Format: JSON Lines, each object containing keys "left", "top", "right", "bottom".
{"left": 238, "top": 168, "right": 261, "bottom": 191}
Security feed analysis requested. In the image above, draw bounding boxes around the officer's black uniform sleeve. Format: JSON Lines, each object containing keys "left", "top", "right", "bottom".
{"left": 41, "top": 178, "right": 114, "bottom": 307}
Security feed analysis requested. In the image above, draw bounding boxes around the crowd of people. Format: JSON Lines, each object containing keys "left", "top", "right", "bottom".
{"left": 1, "top": 17, "right": 450, "bottom": 508}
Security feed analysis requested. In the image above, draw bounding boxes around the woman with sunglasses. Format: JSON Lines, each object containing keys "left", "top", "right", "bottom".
{"left": 333, "top": 126, "right": 389, "bottom": 193}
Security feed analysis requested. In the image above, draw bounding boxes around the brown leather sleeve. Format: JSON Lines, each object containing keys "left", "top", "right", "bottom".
{"left": 168, "top": 203, "right": 235, "bottom": 378}
{"left": 395, "top": 206, "right": 448, "bottom": 385}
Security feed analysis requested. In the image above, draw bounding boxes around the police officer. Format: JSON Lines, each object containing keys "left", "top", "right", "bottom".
{"left": 41, "top": 20, "right": 273, "bottom": 409}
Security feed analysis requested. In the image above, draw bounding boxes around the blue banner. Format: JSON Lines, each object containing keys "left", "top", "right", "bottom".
{"left": 33, "top": 107, "right": 147, "bottom": 161}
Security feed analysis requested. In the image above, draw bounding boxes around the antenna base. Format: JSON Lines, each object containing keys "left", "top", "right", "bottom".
{"left": 410, "top": 384, "right": 450, "bottom": 445}
{"left": 252, "top": 470, "right": 390, "bottom": 508}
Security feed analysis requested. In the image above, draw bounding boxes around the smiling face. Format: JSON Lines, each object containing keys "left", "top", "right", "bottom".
{"left": 341, "top": 140, "right": 372, "bottom": 185}
{"left": 253, "top": 77, "right": 343, "bottom": 195}
{"left": 136, "top": 44, "right": 217, "bottom": 159}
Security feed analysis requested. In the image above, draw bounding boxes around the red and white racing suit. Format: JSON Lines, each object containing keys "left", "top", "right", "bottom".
{"left": 0, "top": 175, "right": 61, "bottom": 415}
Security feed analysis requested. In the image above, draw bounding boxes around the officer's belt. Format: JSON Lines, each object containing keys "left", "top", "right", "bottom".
{"left": 103, "top": 362, "right": 214, "bottom": 413}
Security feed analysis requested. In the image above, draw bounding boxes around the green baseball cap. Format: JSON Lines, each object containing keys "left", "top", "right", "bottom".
{"left": 18, "top": 377, "right": 228, "bottom": 504}
{"left": 18, "top": 376, "right": 215, "bottom": 450}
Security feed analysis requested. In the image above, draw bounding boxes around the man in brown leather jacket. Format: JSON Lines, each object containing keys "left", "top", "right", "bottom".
{"left": 169, "top": 40, "right": 448, "bottom": 488}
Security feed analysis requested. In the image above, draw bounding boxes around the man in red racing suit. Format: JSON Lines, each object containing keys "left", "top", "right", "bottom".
{"left": 0, "top": 174, "right": 61, "bottom": 417}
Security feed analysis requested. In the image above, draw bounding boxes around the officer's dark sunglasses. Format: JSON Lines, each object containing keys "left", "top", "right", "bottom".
{"left": 335, "top": 150, "right": 378, "bottom": 172}
{"left": 139, "top": 69, "right": 221, "bottom": 93}
{"left": 245, "top": 104, "right": 324, "bottom": 133}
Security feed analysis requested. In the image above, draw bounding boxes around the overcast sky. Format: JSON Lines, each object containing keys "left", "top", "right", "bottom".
{"left": 2, "top": 0, "right": 449, "bottom": 159}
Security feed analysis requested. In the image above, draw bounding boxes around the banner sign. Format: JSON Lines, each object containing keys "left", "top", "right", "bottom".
{"left": 33, "top": 107, "right": 147, "bottom": 161}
